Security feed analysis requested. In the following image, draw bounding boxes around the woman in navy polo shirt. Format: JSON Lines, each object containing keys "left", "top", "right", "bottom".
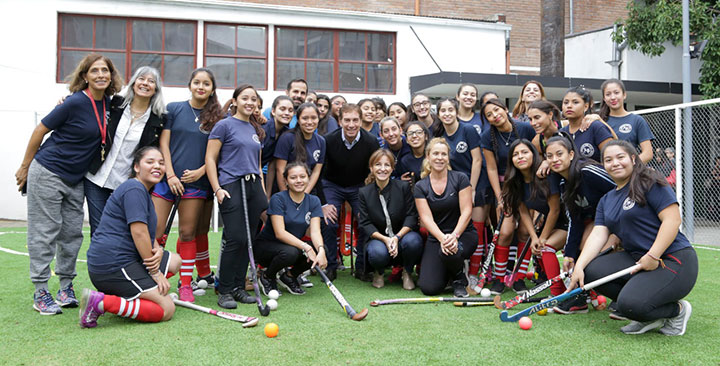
{"left": 254, "top": 162, "right": 327, "bottom": 296}
{"left": 261, "top": 95, "right": 294, "bottom": 196}
{"left": 206, "top": 84, "right": 268, "bottom": 309}
{"left": 569, "top": 140, "right": 697, "bottom": 336}
{"left": 16, "top": 53, "right": 122, "bottom": 315}
{"left": 358, "top": 98, "right": 380, "bottom": 138}
{"left": 80, "top": 146, "right": 182, "bottom": 328}
{"left": 560, "top": 86, "right": 614, "bottom": 162}
{"left": 600, "top": 79, "right": 655, "bottom": 163}
{"left": 274, "top": 103, "right": 326, "bottom": 194}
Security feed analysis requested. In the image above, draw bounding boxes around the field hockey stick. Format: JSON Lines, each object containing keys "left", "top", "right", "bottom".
{"left": 499, "top": 264, "right": 640, "bottom": 322}
{"left": 474, "top": 214, "right": 505, "bottom": 291}
{"left": 452, "top": 301, "right": 495, "bottom": 307}
{"left": 241, "top": 178, "right": 270, "bottom": 317}
{"left": 315, "top": 265, "right": 368, "bottom": 321}
{"left": 370, "top": 296, "right": 494, "bottom": 307}
{"left": 494, "top": 271, "right": 570, "bottom": 310}
{"left": 157, "top": 195, "right": 181, "bottom": 248}
{"left": 170, "top": 293, "right": 258, "bottom": 327}
{"left": 504, "top": 214, "right": 545, "bottom": 287}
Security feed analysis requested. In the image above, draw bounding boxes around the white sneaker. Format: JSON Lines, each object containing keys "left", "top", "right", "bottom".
{"left": 659, "top": 300, "right": 692, "bottom": 336}
{"left": 620, "top": 319, "right": 664, "bottom": 335}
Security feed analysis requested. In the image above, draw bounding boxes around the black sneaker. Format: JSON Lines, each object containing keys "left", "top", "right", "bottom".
{"left": 452, "top": 280, "right": 469, "bottom": 298}
{"left": 217, "top": 293, "right": 237, "bottom": 309}
{"left": 278, "top": 272, "right": 306, "bottom": 295}
{"left": 298, "top": 274, "right": 313, "bottom": 288}
{"left": 512, "top": 279, "right": 529, "bottom": 294}
{"left": 196, "top": 272, "right": 215, "bottom": 288}
{"left": 258, "top": 271, "right": 279, "bottom": 296}
{"left": 553, "top": 293, "right": 589, "bottom": 314}
{"left": 231, "top": 287, "right": 257, "bottom": 304}
{"left": 489, "top": 279, "right": 506, "bottom": 295}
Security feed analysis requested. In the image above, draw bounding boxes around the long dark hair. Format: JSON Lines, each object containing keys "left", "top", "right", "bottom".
{"left": 601, "top": 140, "right": 667, "bottom": 206}
{"left": 189, "top": 68, "right": 224, "bottom": 132}
{"left": 228, "top": 84, "right": 265, "bottom": 140}
{"left": 546, "top": 133, "right": 592, "bottom": 216}
{"left": 290, "top": 102, "right": 320, "bottom": 163}
{"left": 316, "top": 94, "right": 332, "bottom": 135}
{"left": 482, "top": 98, "right": 519, "bottom": 156}
{"left": 599, "top": 79, "right": 626, "bottom": 122}
{"left": 528, "top": 100, "right": 562, "bottom": 155}
{"left": 433, "top": 97, "right": 459, "bottom": 137}
{"left": 502, "top": 139, "right": 549, "bottom": 217}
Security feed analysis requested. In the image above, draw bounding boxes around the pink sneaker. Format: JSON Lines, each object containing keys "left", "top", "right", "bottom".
{"left": 178, "top": 285, "right": 194, "bottom": 303}
{"left": 79, "top": 288, "right": 105, "bottom": 328}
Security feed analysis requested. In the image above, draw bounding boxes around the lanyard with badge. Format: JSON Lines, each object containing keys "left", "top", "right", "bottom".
{"left": 84, "top": 89, "right": 107, "bottom": 161}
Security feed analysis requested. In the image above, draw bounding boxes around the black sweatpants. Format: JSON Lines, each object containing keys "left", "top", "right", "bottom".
{"left": 254, "top": 239, "right": 313, "bottom": 279}
{"left": 217, "top": 177, "right": 268, "bottom": 294}
{"left": 417, "top": 230, "right": 478, "bottom": 296}
{"left": 584, "top": 247, "right": 698, "bottom": 322}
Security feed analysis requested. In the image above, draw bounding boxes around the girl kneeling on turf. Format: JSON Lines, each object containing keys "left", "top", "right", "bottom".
{"left": 254, "top": 162, "right": 327, "bottom": 296}
{"left": 414, "top": 138, "right": 478, "bottom": 297}
{"left": 81, "top": 146, "right": 182, "bottom": 328}
{"left": 568, "top": 140, "right": 698, "bottom": 335}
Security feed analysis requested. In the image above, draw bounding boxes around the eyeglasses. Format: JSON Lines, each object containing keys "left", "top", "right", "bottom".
{"left": 407, "top": 130, "right": 425, "bottom": 137}
{"left": 412, "top": 101, "right": 430, "bottom": 108}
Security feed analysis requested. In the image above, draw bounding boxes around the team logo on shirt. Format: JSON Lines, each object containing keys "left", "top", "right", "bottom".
{"left": 305, "top": 212, "right": 312, "bottom": 225}
{"left": 619, "top": 124, "right": 632, "bottom": 134}
{"left": 313, "top": 149, "right": 321, "bottom": 162}
{"left": 623, "top": 197, "right": 636, "bottom": 211}
{"left": 252, "top": 134, "right": 260, "bottom": 144}
{"left": 473, "top": 125, "right": 482, "bottom": 136}
{"left": 580, "top": 143, "right": 594, "bottom": 157}
{"left": 456, "top": 141, "right": 468, "bottom": 153}
{"left": 198, "top": 124, "right": 210, "bottom": 135}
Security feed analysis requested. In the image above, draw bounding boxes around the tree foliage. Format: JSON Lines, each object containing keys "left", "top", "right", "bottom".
{"left": 614, "top": 0, "right": 720, "bottom": 98}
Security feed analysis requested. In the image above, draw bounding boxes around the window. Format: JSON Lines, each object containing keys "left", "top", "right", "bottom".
{"left": 57, "top": 14, "right": 196, "bottom": 86}
{"left": 204, "top": 23, "right": 267, "bottom": 90}
{"left": 275, "top": 27, "right": 395, "bottom": 94}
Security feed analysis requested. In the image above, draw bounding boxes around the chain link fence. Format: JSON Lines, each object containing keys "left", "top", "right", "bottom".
{"left": 635, "top": 98, "right": 720, "bottom": 245}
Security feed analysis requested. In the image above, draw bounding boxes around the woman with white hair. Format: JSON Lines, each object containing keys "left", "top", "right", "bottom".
{"left": 84, "top": 66, "right": 167, "bottom": 235}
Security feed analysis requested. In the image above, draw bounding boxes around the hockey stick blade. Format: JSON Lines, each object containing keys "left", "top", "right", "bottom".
{"left": 316, "top": 265, "right": 367, "bottom": 321}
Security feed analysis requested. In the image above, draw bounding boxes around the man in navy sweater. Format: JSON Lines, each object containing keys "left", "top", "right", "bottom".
{"left": 319, "top": 104, "right": 380, "bottom": 281}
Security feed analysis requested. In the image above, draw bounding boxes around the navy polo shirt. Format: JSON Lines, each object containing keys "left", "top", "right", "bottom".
{"left": 274, "top": 130, "right": 326, "bottom": 170}
{"left": 209, "top": 116, "right": 262, "bottom": 185}
{"left": 257, "top": 191, "right": 323, "bottom": 242}
{"left": 607, "top": 114, "right": 654, "bottom": 150}
{"left": 459, "top": 112, "right": 489, "bottom": 138}
{"left": 399, "top": 153, "right": 423, "bottom": 183}
{"left": 560, "top": 121, "right": 613, "bottom": 162}
{"left": 444, "top": 123, "right": 481, "bottom": 180}
{"left": 164, "top": 101, "right": 210, "bottom": 190}
{"left": 261, "top": 117, "right": 289, "bottom": 168}
{"left": 480, "top": 121, "right": 536, "bottom": 176}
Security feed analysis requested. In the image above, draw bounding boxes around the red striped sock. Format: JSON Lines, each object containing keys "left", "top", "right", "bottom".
{"left": 517, "top": 240, "right": 533, "bottom": 275}
{"left": 177, "top": 239, "right": 197, "bottom": 287}
{"left": 493, "top": 246, "right": 509, "bottom": 280}
{"left": 541, "top": 247, "right": 566, "bottom": 296}
{"left": 102, "top": 295, "right": 165, "bottom": 322}
{"left": 469, "top": 221, "right": 486, "bottom": 276}
{"left": 195, "top": 234, "right": 211, "bottom": 278}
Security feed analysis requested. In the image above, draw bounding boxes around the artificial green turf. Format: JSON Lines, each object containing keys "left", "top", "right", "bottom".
{"left": 0, "top": 227, "right": 718, "bottom": 365}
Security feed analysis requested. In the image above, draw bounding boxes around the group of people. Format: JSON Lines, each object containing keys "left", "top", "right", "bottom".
{"left": 16, "top": 52, "right": 697, "bottom": 336}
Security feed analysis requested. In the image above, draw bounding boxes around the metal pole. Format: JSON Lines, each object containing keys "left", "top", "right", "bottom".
{"left": 569, "top": 0, "right": 574, "bottom": 34}
{"left": 682, "top": 0, "right": 694, "bottom": 240}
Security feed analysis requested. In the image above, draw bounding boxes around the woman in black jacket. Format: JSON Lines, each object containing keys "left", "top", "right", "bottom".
{"left": 84, "top": 66, "right": 166, "bottom": 235}
{"left": 358, "top": 149, "right": 422, "bottom": 290}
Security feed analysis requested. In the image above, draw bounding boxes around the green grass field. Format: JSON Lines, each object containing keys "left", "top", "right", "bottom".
{"left": 1, "top": 227, "right": 718, "bottom": 365}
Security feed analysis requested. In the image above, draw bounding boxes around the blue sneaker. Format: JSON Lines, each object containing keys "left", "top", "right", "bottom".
{"left": 34, "top": 289, "right": 62, "bottom": 315}
{"left": 56, "top": 283, "right": 79, "bottom": 308}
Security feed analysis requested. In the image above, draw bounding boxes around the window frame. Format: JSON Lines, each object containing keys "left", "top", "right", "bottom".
{"left": 274, "top": 26, "right": 396, "bottom": 94}
{"left": 56, "top": 13, "right": 198, "bottom": 87}
{"left": 203, "top": 22, "right": 269, "bottom": 91}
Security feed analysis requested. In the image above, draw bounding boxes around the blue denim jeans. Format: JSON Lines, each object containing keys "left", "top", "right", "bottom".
{"left": 366, "top": 231, "right": 423, "bottom": 274}
{"left": 84, "top": 178, "right": 113, "bottom": 237}
{"left": 320, "top": 179, "right": 362, "bottom": 271}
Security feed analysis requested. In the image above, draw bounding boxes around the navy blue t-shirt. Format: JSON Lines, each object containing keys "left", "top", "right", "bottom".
{"left": 523, "top": 181, "right": 549, "bottom": 215}
{"left": 257, "top": 191, "right": 323, "bottom": 242}
{"left": 444, "top": 123, "right": 481, "bottom": 181}
{"left": 413, "top": 170, "right": 475, "bottom": 234}
{"left": 460, "top": 112, "right": 489, "bottom": 137}
{"left": 261, "top": 117, "right": 289, "bottom": 168}
{"left": 399, "top": 152, "right": 423, "bottom": 183}
{"left": 35, "top": 91, "right": 107, "bottom": 185}
{"left": 596, "top": 183, "right": 690, "bottom": 256}
{"left": 607, "top": 114, "right": 654, "bottom": 150}
{"left": 87, "top": 179, "right": 157, "bottom": 274}
{"left": 480, "top": 121, "right": 536, "bottom": 176}
{"left": 274, "top": 130, "right": 326, "bottom": 170}
{"left": 366, "top": 123, "right": 380, "bottom": 138}
{"left": 324, "top": 116, "right": 340, "bottom": 136}
{"left": 209, "top": 116, "right": 262, "bottom": 185}
{"left": 165, "top": 101, "right": 210, "bottom": 190}
{"left": 560, "top": 121, "right": 613, "bottom": 162}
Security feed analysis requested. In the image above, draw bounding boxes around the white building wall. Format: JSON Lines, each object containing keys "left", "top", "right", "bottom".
{"left": 0, "top": 0, "right": 509, "bottom": 220}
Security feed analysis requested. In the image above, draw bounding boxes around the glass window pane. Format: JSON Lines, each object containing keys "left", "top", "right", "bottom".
{"left": 60, "top": 51, "right": 125, "bottom": 81}
{"left": 307, "top": 30, "right": 332, "bottom": 60}
{"left": 237, "top": 59, "right": 266, "bottom": 89}
{"left": 276, "top": 28, "right": 305, "bottom": 58}
{"left": 237, "top": 26, "right": 266, "bottom": 56}
{"left": 95, "top": 18, "right": 126, "bottom": 50}
{"left": 165, "top": 22, "right": 195, "bottom": 53}
{"left": 339, "top": 32, "right": 364, "bottom": 61}
{"left": 132, "top": 53, "right": 162, "bottom": 77}
{"left": 61, "top": 16, "right": 92, "bottom": 48}
{"left": 132, "top": 20, "right": 162, "bottom": 51}
{"left": 368, "top": 33, "right": 394, "bottom": 62}
{"left": 276, "top": 60, "right": 304, "bottom": 90}
{"left": 307, "top": 62, "right": 333, "bottom": 91}
{"left": 338, "top": 63, "right": 364, "bottom": 92}
{"left": 206, "top": 24, "right": 235, "bottom": 55}
{"left": 163, "top": 55, "right": 196, "bottom": 86}
{"left": 367, "top": 64, "right": 393, "bottom": 93}
{"left": 206, "top": 56, "right": 235, "bottom": 88}
{"left": 104, "top": 52, "right": 127, "bottom": 79}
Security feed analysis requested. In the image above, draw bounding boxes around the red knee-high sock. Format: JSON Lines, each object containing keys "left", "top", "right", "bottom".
{"left": 177, "top": 239, "right": 197, "bottom": 287}
{"left": 102, "top": 295, "right": 165, "bottom": 322}
{"left": 195, "top": 234, "right": 211, "bottom": 278}
{"left": 541, "top": 247, "right": 566, "bottom": 296}
{"left": 517, "top": 240, "right": 533, "bottom": 275}
{"left": 493, "top": 246, "right": 509, "bottom": 280}
{"left": 469, "top": 221, "right": 486, "bottom": 276}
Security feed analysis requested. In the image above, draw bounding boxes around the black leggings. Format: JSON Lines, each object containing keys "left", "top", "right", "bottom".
{"left": 584, "top": 247, "right": 698, "bottom": 322}
{"left": 217, "top": 177, "right": 268, "bottom": 294}
{"left": 417, "top": 230, "right": 478, "bottom": 296}
{"left": 254, "top": 239, "right": 312, "bottom": 279}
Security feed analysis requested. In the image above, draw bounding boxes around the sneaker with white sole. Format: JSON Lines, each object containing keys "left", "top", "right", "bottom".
{"left": 620, "top": 319, "right": 664, "bottom": 334}
{"left": 33, "top": 289, "right": 62, "bottom": 315}
{"left": 552, "top": 293, "right": 589, "bottom": 314}
{"left": 298, "top": 274, "right": 313, "bottom": 288}
{"left": 278, "top": 272, "right": 305, "bottom": 295}
{"left": 56, "top": 283, "right": 79, "bottom": 308}
{"left": 178, "top": 285, "right": 195, "bottom": 303}
{"left": 79, "top": 288, "right": 105, "bottom": 328}
{"left": 659, "top": 300, "right": 692, "bottom": 336}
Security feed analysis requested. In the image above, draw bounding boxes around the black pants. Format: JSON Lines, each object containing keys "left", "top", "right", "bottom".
{"left": 584, "top": 247, "right": 698, "bottom": 322}
{"left": 217, "top": 177, "right": 268, "bottom": 294}
{"left": 417, "top": 230, "right": 478, "bottom": 296}
{"left": 254, "top": 239, "right": 312, "bottom": 278}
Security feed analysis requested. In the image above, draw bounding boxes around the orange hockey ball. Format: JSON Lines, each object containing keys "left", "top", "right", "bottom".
{"left": 264, "top": 322, "right": 279, "bottom": 338}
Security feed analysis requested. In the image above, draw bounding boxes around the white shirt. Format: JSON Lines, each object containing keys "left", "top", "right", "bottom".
{"left": 86, "top": 107, "right": 149, "bottom": 190}
{"left": 341, "top": 129, "right": 361, "bottom": 150}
